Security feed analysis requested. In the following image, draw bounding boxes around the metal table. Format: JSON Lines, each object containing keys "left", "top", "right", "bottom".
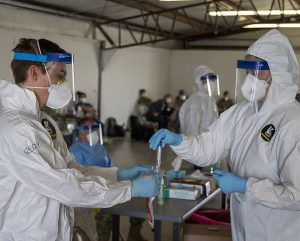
{"left": 102, "top": 188, "right": 221, "bottom": 241}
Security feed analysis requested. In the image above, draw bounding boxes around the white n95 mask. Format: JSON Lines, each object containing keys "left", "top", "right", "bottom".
{"left": 86, "top": 131, "right": 99, "bottom": 146}
{"left": 241, "top": 74, "right": 269, "bottom": 102}
{"left": 22, "top": 80, "right": 72, "bottom": 109}
{"left": 46, "top": 81, "right": 72, "bottom": 109}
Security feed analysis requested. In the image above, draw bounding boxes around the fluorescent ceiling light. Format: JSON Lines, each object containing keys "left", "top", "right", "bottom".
{"left": 244, "top": 23, "right": 300, "bottom": 28}
{"left": 209, "top": 10, "right": 300, "bottom": 16}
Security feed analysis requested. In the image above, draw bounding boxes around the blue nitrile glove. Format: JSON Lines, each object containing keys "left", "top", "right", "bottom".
{"left": 117, "top": 165, "right": 152, "bottom": 181}
{"left": 149, "top": 128, "right": 183, "bottom": 150}
{"left": 166, "top": 170, "right": 186, "bottom": 187}
{"left": 131, "top": 172, "right": 161, "bottom": 198}
{"left": 213, "top": 168, "right": 247, "bottom": 194}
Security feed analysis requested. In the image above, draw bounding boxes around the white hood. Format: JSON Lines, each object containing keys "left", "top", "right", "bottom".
{"left": 0, "top": 79, "right": 39, "bottom": 117}
{"left": 193, "top": 65, "right": 214, "bottom": 95}
{"left": 247, "top": 29, "right": 298, "bottom": 110}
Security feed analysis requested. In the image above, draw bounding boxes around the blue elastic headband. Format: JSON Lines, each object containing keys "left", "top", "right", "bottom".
{"left": 13, "top": 52, "right": 72, "bottom": 64}
{"left": 200, "top": 74, "right": 218, "bottom": 81}
{"left": 237, "top": 60, "right": 269, "bottom": 70}
{"left": 78, "top": 124, "right": 100, "bottom": 131}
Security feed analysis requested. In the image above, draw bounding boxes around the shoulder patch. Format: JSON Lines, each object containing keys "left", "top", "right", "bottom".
{"left": 261, "top": 124, "right": 275, "bottom": 142}
{"left": 41, "top": 118, "right": 57, "bottom": 140}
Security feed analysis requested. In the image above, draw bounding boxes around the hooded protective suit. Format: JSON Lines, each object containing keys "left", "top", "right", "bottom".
{"left": 179, "top": 65, "right": 219, "bottom": 136}
{"left": 172, "top": 29, "right": 300, "bottom": 241}
{"left": 0, "top": 80, "right": 132, "bottom": 241}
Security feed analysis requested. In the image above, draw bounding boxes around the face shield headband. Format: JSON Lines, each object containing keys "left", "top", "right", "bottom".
{"left": 235, "top": 60, "right": 270, "bottom": 104}
{"left": 13, "top": 51, "right": 76, "bottom": 102}
{"left": 78, "top": 124, "right": 103, "bottom": 146}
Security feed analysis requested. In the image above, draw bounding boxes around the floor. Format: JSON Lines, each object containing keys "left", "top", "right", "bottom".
{"left": 74, "top": 134, "right": 222, "bottom": 241}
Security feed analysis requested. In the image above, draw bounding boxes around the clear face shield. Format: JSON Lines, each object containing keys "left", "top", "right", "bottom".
{"left": 236, "top": 60, "right": 271, "bottom": 105}
{"left": 13, "top": 51, "right": 76, "bottom": 109}
{"left": 199, "top": 74, "right": 221, "bottom": 97}
{"left": 79, "top": 124, "right": 103, "bottom": 146}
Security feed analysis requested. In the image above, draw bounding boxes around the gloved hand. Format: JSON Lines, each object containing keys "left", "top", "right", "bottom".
{"left": 213, "top": 168, "right": 247, "bottom": 194}
{"left": 166, "top": 170, "right": 186, "bottom": 187}
{"left": 131, "top": 172, "right": 161, "bottom": 198}
{"left": 149, "top": 128, "right": 183, "bottom": 150}
{"left": 117, "top": 165, "right": 152, "bottom": 181}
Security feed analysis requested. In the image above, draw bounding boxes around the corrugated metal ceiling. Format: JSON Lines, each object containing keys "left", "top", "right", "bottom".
{"left": 1, "top": 0, "right": 300, "bottom": 48}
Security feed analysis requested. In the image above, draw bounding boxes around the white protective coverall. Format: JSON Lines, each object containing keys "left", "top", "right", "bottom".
{"left": 172, "top": 29, "right": 300, "bottom": 241}
{"left": 179, "top": 65, "right": 219, "bottom": 136}
{"left": 0, "top": 80, "right": 132, "bottom": 241}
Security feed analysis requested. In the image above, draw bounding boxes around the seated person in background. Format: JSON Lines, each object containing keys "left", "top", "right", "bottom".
{"left": 69, "top": 117, "right": 146, "bottom": 241}
{"left": 145, "top": 94, "right": 173, "bottom": 129}
{"left": 217, "top": 90, "right": 234, "bottom": 114}
{"left": 69, "top": 117, "right": 111, "bottom": 168}
{"left": 135, "top": 89, "right": 152, "bottom": 108}
{"left": 75, "top": 91, "right": 97, "bottom": 117}
{"left": 172, "top": 89, "right": 187, "bottom": 133}
{"left": 131, "top": 89, "right": 157, "bottom": 141}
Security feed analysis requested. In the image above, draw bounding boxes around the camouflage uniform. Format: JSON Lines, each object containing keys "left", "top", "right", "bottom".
{"left": 95, "top": 210, "right": 112, "bottom": 241}
{"left": 95, "top": 209, "right": 147, "bottom": 241}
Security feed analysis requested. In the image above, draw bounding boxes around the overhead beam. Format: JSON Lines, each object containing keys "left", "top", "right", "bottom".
{"left": 96, "top": 24, "right": 117, "bottom": 47}
{"left": 221, "top": 0, "right": 261, "bottom": 22}
{"left": 108, "top": 0, "right": 214, "bottom": 30}
{"left": 105, "top": 13, "right": 300, "bottom": 49}
{"left": 292, "top": 0, "right": 300, "bottom": 7}
{"left": 0, "top": 0, "right": 166, "bottom": 36}
{"left": 2, "top": 0, "right": 300, "bottom": 49}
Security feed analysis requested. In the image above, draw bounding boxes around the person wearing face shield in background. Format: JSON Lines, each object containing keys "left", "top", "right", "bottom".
{"left": 69, "top": 118, "right": 112, "bottom": 168}
{"left": 170, "top": 66, "right": 219, "bottom": 170}
{"left": 149, "top": 29, "right": 300, "bottom": 241}
{"left": 69, "top": 117, "right": 112, "bottom": 241}
{"left": 180, "top": 65, "right": 219, "bottom": 136}
{"left": 0, "top": 38, "right": 160, "bottom": 241}
{"left": 69, "top": 117, "right": 147, "bottom": 241}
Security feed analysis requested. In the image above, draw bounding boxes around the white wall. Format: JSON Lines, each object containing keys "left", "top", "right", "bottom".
{"left": 0, "top": 27, "right": 100, "bottom": 108}
{"left": 170, "top": 50, "right": 245, "bottom": 98}
{"left": 102, "top": 46, "right": 171, "bottom": 125}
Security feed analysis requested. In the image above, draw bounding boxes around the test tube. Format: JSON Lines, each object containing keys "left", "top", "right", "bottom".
{"left": 99, "top": 123, "right": 103, "bottom": 145}
{"left": 156, "top": 145, "right": 161, "bottom": 171}
{"left": 158, "top": 170, "right": 165, "bottom": 205}
{"left": 156, "top": 146, "right": 164, "bottom": 205}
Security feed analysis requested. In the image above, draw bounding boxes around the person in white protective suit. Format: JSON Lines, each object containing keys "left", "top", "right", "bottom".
{"left": 179, "top": 65, "right": 219, "bottom": 136}
{"left": 149, "top": 29, "right": 300, "bottom": 241}
{"left": 0, "top": 38, "right": 160, "bottom": 241}
{"left": 172, "top": 65, "right": 219, "bottom": 170}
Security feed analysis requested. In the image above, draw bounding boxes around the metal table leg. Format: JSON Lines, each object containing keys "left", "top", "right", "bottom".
{"left": 112, "top": 215, "right": 120, "bottom": 241}
{"left": 154, "top": 220, "right": 161, "bottom": 241}
{"left": 172, "top": 223, "right": 181, "bottom": 241}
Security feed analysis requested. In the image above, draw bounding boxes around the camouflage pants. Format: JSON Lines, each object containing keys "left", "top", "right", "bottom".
{"left": 95, "top": 211, "right": 145, "bottom": 235}
{"left": 95, "top": 211, "right": 112, "bottom": 235}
